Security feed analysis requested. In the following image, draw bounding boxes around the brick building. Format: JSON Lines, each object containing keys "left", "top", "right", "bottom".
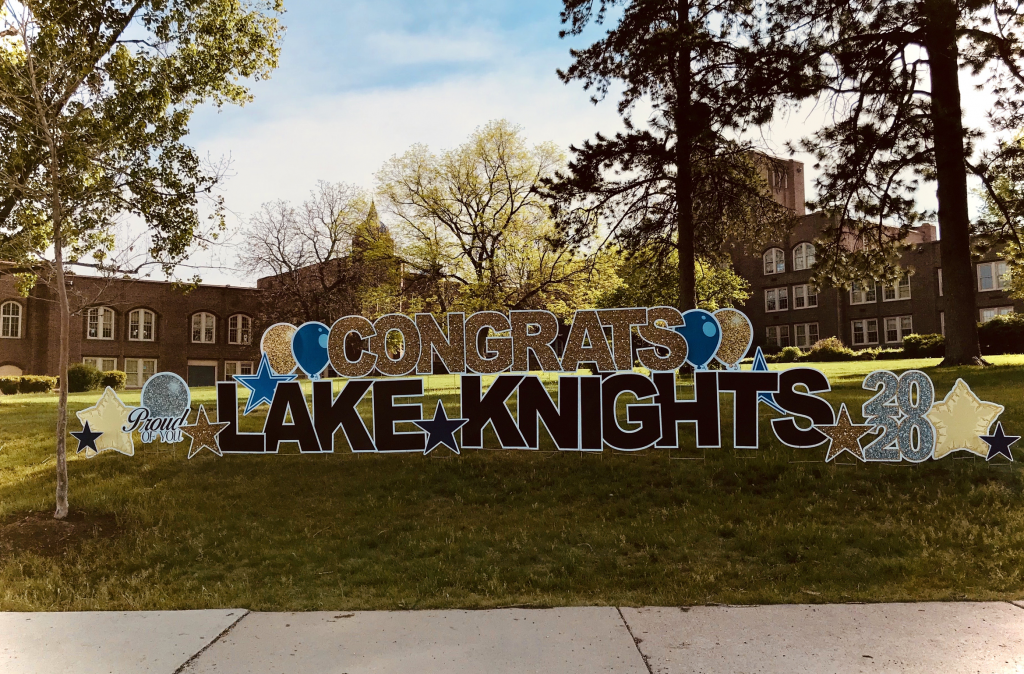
{"left": 0, "top": 271, "right": 261, "bottom": 386}
{"left": 734, "top": 159, "right": 1022, "bottom": 351}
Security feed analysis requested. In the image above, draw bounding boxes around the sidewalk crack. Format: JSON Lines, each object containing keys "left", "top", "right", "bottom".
{"left": 617, "top": 607, "right": 654, "bottom": 674}
{"left": 173, "top": 609, "right": 251, "bottom": 674}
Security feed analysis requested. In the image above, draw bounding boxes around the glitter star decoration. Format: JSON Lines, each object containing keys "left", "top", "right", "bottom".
{"left": 234, "top": 352, "right": 297, "bottom": 415}
{"left": 70, "top": 421, "right": 102, "bottom": 455}
{"left": 925, "top": 379, "right": 1004, "bottom": 459}
{"left": 75, "top": 387, "right": 137, "bottom": 458}
{"left": 413, "top": 400, "right": 468, "bottom": 455}
{"left": 181, "top": 405, "right": 230, "bottom": 459}
{"left": 819, "top": 403, "right": 871, "bottom": 462}
{"left": 980, "top": 422, "right": 1018, "bottom": 462}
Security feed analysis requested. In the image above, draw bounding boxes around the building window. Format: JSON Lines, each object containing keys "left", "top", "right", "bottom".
{"left": 793, "top": 242, "right": 816, "bottom": 271}
{"left": 83, "top": 357, "right": 117, "bottom": 372}
{"left": 792, "top": 284, "right": 818, "bottom": 309}
{"left": 765, "top": 287, "right": 789, "bottom": 312}
{"left": 794, "top": 322, "right": 819, "bottom": 348}
{"left": 937, "top": 269, "right": 943, "bottom": 297}
{"left": 192, "top": 312, "right": 216, "bottom": 343}
{"left": 883, "top": 275, "right": 912, "bottom": 301}
{"left": 228, "top": 314, "right": 251, "bottom": 345}
{"left": 766, "top": 325, "right": 791, "bottom": 347}
{"left": 129, "top": 309, "right": 155, "bottom": 342}
{"left": 124, "top": 358, "right": 157, "bottom": 388}
{"left": 86, "top": 306, "right": 115, "bottom": 340}
{"left": 980, "top": 306, "right": 1014, "bottom": 323}
{"left": 763, "top": 248, "right": 785, "bottom": 275}
{"left": 1, "top": 301, "right": 22, "bottom": 339}
{"left": 850, "top": 282, "right": 877, "bottom": 305}
{"left": 885, "top": 315, "right": 913, "bottom": 343}
{"left": 940, "top": 311, "right": 945, "bottom": 336}
{"left": 978, "top": 261, "right": 1009, "bottom": 291}
{"left": 852, "top": 319, "right": 879, "bottom": 346}
{"left": 225, "top": 361, "right": 254, "bottom": 377}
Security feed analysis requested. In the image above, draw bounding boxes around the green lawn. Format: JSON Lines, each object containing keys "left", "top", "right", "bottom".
{"left": 1, "top": 357, "right": 1023, "bottom": 611}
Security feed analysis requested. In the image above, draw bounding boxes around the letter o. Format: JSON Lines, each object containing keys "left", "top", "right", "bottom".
{"left": 370, "top": 314, "right": 421, "bottom": 377}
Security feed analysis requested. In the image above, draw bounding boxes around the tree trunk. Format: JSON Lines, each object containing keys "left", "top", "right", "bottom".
{"left": 925, "top": 0, "right": 984, "bottom": 366}
{"left": 53, "top": 229, "right": 70, "bottom": 520}
{"left": 675, "top": 0, "right": 696, "bottom": 312}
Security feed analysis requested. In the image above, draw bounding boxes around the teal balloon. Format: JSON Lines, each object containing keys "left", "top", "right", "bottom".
{"left": 674, "top": 309, "right": 722, "bottom": 370}
{"left": 292, "top": 322, "right": 331, "bottom": 378}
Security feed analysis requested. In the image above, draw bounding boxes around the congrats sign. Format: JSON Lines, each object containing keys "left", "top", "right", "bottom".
{"left": 70, "top": 307, "right": 1018, "bottom": 463}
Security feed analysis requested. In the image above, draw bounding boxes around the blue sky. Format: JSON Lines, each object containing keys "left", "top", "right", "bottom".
{"left": 184, "top": 0, "right": 982, "bottom": 285}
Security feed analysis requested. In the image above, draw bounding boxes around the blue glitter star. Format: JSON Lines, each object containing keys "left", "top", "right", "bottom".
{"left": 751, "top": 346, "right": 787, "bottom": 414}
{"left": 413, "top": 400, "right": 468, "bottom": 455}
{"left": 234, "top": 352, "right": 298, "bottom": 415}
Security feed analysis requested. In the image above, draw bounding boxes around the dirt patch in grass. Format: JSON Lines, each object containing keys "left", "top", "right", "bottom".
{"left": 0, "top": 511, "right": 120, "bottom": 558}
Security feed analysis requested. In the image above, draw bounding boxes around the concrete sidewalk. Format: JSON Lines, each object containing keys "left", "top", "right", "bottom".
{"left": 2, "top": 602, "right": 1024, "bottom": 673}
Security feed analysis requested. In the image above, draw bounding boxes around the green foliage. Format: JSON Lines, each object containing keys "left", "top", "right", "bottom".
{"left": 979, "top": 314, "right": 1024, "bottom": 355}
{"left": 0, "top": 0, "right": 284, "bottom": 275}
{"left": 0, "top": 377, "right": 18, "bottom": 395}
{"left": 778, "top": 346, "right": 802, "bottom": 363}
{"left": 17, "top": 375, "right": 57, "bottom": 393}
{"left": 379, "top": 121, "right": 604, "bottom": 318}
{"left": 803, "top": 337, "right": 857, "bottom": 362}
{"left": 875, "top": 348, "right": 907, "bottom": 361}
{"left": 66, "top": 363, "right": 102, "bottom": 393}
{"left": 902, "top": 333, "right": 945, "bottom": 359}
{"left": 595, "top": 247, "right": 749, "bottom": 311}
{"left": 100, "top": 370, "right": 127, "bottom": 391}
{"left": 544, "top": 0, "right": 798, "bottom": 310}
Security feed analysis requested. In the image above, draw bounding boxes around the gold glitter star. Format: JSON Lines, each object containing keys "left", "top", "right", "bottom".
{"left": 820, "top": 403, "right": 871, "bottom": 462}
{"left": 181, "top": 405, "right": 230, "bottom": 459}
{"left": 926, "top": 379, "right": 1003, "bottom": 459}
{"left": 75, "top": 387, "right": 136, "bottom": 458}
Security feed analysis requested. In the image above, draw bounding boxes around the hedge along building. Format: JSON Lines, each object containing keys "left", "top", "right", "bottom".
{"left": 732, "top": 160, "right": 1024, "bottom": 352}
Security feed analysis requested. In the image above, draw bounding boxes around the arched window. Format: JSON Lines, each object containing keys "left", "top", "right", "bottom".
{"left": 129, "top": 308, "right": 156, "bottom": 341}
{"left": 763, "top": 248, "right": 785, "bottom": 275}
{"left": 192, "top": 312, "right": 216, "bottom": 343}
{"left": 228, "top": 314, "right": 251, "bottom": 345}
{"left": 86, "top": 306, "right": 115, "bottom": 340}
{"left": 793, "top": 242, "right": 816, "bottom": 271}
{"left": 1, "top": 301, "right": 22, "bottom": 339}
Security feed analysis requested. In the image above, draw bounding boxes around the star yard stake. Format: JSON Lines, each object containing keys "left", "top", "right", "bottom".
{"left": 181, "top": 405, "right": 230, "bottom": 459}
{"left": 926, "top": 379, "right": 1003, "bottom": 459}
{"left": 820, "top": 403, "right": 871, "bottom": 462}
{"left": 75, "top": 387, "right": 137, "bottom": 458}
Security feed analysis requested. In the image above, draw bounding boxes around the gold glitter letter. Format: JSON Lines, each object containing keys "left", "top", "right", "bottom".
{"left": 370, "top": 314, "right": 422, "bottom": 377}
{"left": 464, "top": 311, "right": 513, "bottom": 374}
{"left": 328, "top": 316, "right": 378, "bottom": 378}
{"left": 637, "top": 306, "right": 687, "bottom": 372}
{"left": 415, "top": 313, "right": 466, "bottom": 374}
{"left": 510, "top": 310, "right": 562, "bottom": 372}
{"left": 561, "top": 310, "right": 615, "bottom": 373}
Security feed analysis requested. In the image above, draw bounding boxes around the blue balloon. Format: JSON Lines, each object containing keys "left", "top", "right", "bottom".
{"left": 674, "top": 309, "right": 722, "bottom": 370}
{"left": 291, "top": 322, "right": 331, "bottom": 379}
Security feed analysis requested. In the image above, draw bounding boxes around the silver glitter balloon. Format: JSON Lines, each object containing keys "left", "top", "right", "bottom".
{"left": 141, "top": 372, "right": 191, "bottom": 419}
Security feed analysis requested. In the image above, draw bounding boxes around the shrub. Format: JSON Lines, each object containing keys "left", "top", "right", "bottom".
{"left": 855, "top": 348, "right": 880, "bottom": 361}
{"left": 903, "top": 333, "right": 945, "bottom": 358}
{"left": 978, "top": 313, "right": 1024, "bottom": 355}
{"left": 802, "top": 337, "right": 857, "bottom": 362}
{"left": 18, "top": 376, "right": 57, "bottom": 393}
{"left": 67, "top": 363, "right": 102, "bottom": 393}
{"left": 875, "top": 348, "right": 906, "bottom": 360}
{"left": 100, "top": 370, "right": 127, "bottom": 390}
{"left": 778, "top": 346, "right": 802, "bottom": 363}
{"left": 0, "top": 377, "right": 18, "bottom": 395}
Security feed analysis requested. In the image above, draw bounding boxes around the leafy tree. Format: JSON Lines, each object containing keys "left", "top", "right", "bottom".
{"left": 0, "top": 0, "right": 283, "bottom": 518}
{"left": 596, "top": 247, "right": 750, "bottom": 310}
{"left": 242, "top": 183, "right": 402, "bottom": 326}
{"left": 543, "top": 0, "right": 801, "bottom": 313}
{"left": 377, "top": 120, "right": 604, "bottom": 316}
{"left": 770, "top": 0, "right": 1024, "bottom": 364}
{"left": 977, "top": 132, "right": 1024, "bottom": 298}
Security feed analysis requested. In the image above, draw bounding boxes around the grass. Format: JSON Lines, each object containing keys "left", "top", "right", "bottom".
{"left": 1, "top": 357, "right": 1023, "bottom": 611}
